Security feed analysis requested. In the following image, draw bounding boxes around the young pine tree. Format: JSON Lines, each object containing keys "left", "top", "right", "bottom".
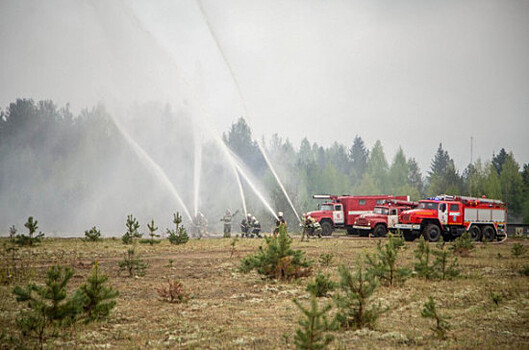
{"left": 15, "top": 216, "right": 45, "bottom": 246}
{"left": 118, "top": 247, "right": 147, "bottom": 277}
{"left": 414, "top": 237, "right": 437, "bottom": 279}
{"left": 84, "top": 226, "right": 101, "bottom": 242}
{"left": 73, "top": 261, "right": 119, "bottom": 323}
{"left": 306, "top": 273, "right": 336, "bottom": 298}
{"left": 143, "top": 219, "right": 161, "bottom": 245}
{"left": 293, "top": 296, "right": 335, "bottom": 350}
{"left": 432, "top": 239, "right": 459, "bottom": 280}
{"left": 167, "top": 213, "right": 189, "bottom": 245}
{"left": 122, "top": 215, "right": 142, "bottom": 244}
{"left": 13, "top": 264, "right": 78, "bottom": 349}
{"left": 365, "top": 233, "right": 410, "bottom": 286}
{"left": 421, "top": 296, "right": 451, "bottom": 339}
{"left": 333, "top": 263, "right": 382, "bottom": 330}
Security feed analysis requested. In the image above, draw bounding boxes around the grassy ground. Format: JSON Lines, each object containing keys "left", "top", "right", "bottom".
{"left": 1, "top": 234, "right": 528, "bottom": 349}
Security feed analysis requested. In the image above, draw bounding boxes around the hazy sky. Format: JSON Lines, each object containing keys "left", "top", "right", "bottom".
{"left": 1, "top": 0, "right": 528, "bottom": 173}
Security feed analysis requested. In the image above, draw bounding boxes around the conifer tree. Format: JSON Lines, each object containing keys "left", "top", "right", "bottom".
{"left": 13, "top": 264, "right": 78, "bottom": 349}
{"left": 118, "top": 247, "right": 147, "bottom": 277}
{"left": 84, "top": 226, "right": 101, "bottom": 242}
{"left": 333, "top": 263, "right": 382, "bottom": 330}
{"left": 15, "top": 216, "right": 44, "bottom": 246}
{"left": 306, "top": 273, "right": 336, "bottom": 297}
{"left": 73, "top": 262, "right": 119, "bottom": 323}
{"left": 414, "top": 237, "right": 437, "bottom": 279}
{"left": 145, "top": 219, "right": 160, "bottom": 245}
{"left": 432, "top": 239, "right": 459, "bottom": 280}
{"left": 167, "top": 212, "right": 189, "bottom": 245}
{"left": 122, "top": 215, "right": 142, "bottom": 244}
{"left": 365, "top": 233, "right": 410, "bottom": 286}
{"left": 421, "top": 296, "right": 451, "bottom": 338}
{"left": 293, "top": 296, "right": 335, "bottom": 350}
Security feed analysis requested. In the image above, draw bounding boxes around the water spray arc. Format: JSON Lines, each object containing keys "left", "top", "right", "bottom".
{"left": 109, "top": 115, "right": 193, "bottom": 222}
{"left": 193, "top": 124, "right": 202, "bottom": 217}
{"left": 196, "top": 0, "right": 302, "bottom": 223}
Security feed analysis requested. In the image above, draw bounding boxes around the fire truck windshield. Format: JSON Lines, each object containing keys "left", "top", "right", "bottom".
{"left": 418, "top": 202, "right": 438, "bottom": 210}
{"left": 319, "top": 204, "right": 334, "bottom": 211}
{"left": 373, "top": 207, "right": 389, "bottom": 215}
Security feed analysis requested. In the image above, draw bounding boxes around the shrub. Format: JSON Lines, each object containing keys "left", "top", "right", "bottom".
{"left": 333, "top": 263, "right": 383, "bottom": 330}
{"left": 122, "top": 215, "right": 142, "bottom": 244}
{"left": 452, "top": 232, "right": 474, "bottom": 257}
{"left": 84, "top": 226, "right": 101, "bottom": 242}
{"left": 511, "top": 243, "right": 526, "bottom": 258}
{"left": 306, "top": 273, "right": 335, "bottom": 297}
{"left": 156, "top": 279, "right": 189, "bottom": 304}
{"left": 293, "top": 296, "right": 335, "bottom": 350}
{"left": 118, "top": 247, "right": 147, "bottom": 277}
{"left": 73, "top": 262, "right": 119, "bottom": 323}
{"left": 414, "top": 237, "right": 437, "bottom": 279}
{"left": 240, "top": 225, "right": 312, "bottom": 280}
{"left": 13, "top": 264, "right": 78, "bottom": 348}
{"left": 167, "top": 213, "right": 189, "bottom": 245}
{"left": 365, "top": 233, "right": 410, "bottom": 286}
{"left": 421, "top": 296, "right": 451, "bottom": 339}
{"left": 15, "top": 216, "right": 44, "bottom": 246}
{"left": 318, "top": 253, "right": 334, "bottom": 267}
{"left": 432, "top": 239, "right": 459, "bottom": 280}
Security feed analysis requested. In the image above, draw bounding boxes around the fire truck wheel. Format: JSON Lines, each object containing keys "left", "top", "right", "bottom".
{"left": 469, "top": 225, "right": 482, "bottom": 241}
{"left": 403, "top": 231, "right": 416, "bottom": 241}
{"left": 321, "top": 222, "right": 333, "bottom": 236}
{"left": 423, "top": 224, "right": 441, "bottom": 242}
{"left": 374, "top": 224, "right": 387, "bottom": 237}
{"left": 482, "top": 226, "right": 496, "bottom": 242}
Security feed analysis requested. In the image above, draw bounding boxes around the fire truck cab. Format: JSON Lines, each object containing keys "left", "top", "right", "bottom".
{"left": 353, "top": 200, "right": 417, "bottom": 237}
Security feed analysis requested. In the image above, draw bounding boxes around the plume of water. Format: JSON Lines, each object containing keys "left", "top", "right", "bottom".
{"left": 193, "top": 123, "right": 202, "bottom": 217}
{"left": 110, "top": 113, "right": 193, "bottom": 222}
{"left": 196, "top": 0, "right": 301, "bottom": 223}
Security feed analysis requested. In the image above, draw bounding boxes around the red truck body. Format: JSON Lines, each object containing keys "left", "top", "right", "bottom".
{"left": 392, "top": 195, "right": 507, "bottom": 242}
{"left": 306, "top": 194, "right": 410, "bottom": 236}
{"left": 352, "top": 200, "right": 418, "bottom": 237}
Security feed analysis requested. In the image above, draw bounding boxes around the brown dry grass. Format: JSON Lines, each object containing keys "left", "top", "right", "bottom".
{"left": 1, "top": 235, "right": 528, "bottom": 349}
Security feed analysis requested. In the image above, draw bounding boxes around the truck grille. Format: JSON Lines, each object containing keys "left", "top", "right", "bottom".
{"left": 356, "top": 218, "right": 367, "bottom": 225}
{"left": 401, "top": 214, "right": 410, "bottom": 223}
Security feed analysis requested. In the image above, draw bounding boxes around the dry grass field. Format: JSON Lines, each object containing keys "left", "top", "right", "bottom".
{"left": 1, "top": 234, "right": 528, "bottom": 349}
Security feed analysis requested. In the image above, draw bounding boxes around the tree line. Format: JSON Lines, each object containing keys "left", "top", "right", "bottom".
{"left": 0, "top": 98, "right": 528, "bottom": 232}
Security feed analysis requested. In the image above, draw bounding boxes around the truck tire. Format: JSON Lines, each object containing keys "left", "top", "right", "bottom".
{"left": 423, "top": 224, "right": 441, "bottom": 242}
{"left": 403, "top": 231, "right": 416, "bottom": 241}
{"left": 482, "top": 226, "right": 496, "bottom": 242}
{"left": 469, "top": 225, "right": 482, "bottom": 242}
{"left": 374, "top": 224, "right": 387, "bottom": 237}
{"left": 321, "top": 221, "right": 333, "bottom": 236}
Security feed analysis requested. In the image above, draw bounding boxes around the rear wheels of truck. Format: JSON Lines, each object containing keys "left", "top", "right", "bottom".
{"left": 482, "top": 226, "right": 496, "bottom": 242}
{"left": 469, "top": 225, "right": 482, "bottom": 242}
{"left": 423, "top": 224, "right": 441, "bottom": 242}
{"left": 373, "top": 224, "right": 387, "bottom": 237}
{"left": 321, "top": 221, "right": 334, "bottom": 236}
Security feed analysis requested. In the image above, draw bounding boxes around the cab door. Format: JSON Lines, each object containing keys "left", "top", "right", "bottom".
{"left": 388, "top": 208, "right": 398, "bottom": 228}
{"left": 333, "top": 204, "right": 344, "bottom": 225}
{"left": 438, "top": 202, "right": 448, "bottom": 225}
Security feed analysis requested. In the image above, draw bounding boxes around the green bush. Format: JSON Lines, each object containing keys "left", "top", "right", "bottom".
{"left": 421, "top": 296, "right": 450, "bottom": 339}
{"left": 84, "top": 226, "right": 101, "bottom": 242}
{"left": 511, "top": 243, "right": 526, "bottom": 257}
{"left": 306, "top": 273, "right": 335, "bottom": 297}
{"left": 167, "top": 213, "right": 189, "bottom": 245}
{"left": 240, "top": 225, "right": 312, "bottom": 280}
{"left": 15, "top": 216, "right": 44, "bottom": 246}
{"left": 293, "top": 296, "right": 335, "bottom": 350}
{"left": 118, "top": 247, "right": 147, "bottom": 277}
{"left": 452, "top": 232, "right": 474, "bottom": 257}
{"left": 318, "top": 253, "right": 334, "bottom": 267}
{"left": 122, "top": 215, "right": 142, "bottom": 244}
{"left": 365, "top": 233, "right": 410, "bottom": 286}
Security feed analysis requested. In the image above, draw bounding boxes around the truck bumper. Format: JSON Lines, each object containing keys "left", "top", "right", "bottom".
{"left": 353, "top": 225, "right": 371, "bottom": 231}
{"left": 391, "top": 224, "right": 421, "bottom": 241}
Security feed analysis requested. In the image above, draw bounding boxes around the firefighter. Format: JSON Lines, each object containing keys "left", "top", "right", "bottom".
{"left": 273, "top": 211, "right": 287, "bottom": 236}
{"left": 192, "top": 212, "right": 208, "bottom": 238}
{"left": 250, "top": 216, "right": 262, "bottom": 238}
{"left": 220, "top": 209, "right": 239, "bottom": 238}
{"left": 240, "top": 213, "right": 252, "bottom": 238}
{"left": 301, "top": 215, "right": 322, "bottom": 241}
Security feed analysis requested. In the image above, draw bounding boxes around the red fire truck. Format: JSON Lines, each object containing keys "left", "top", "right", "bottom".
{"left": 306, "top": 194, "right": 410, "bottom": 236}
{"left": 352, "top": 199, "right": 418, "bottom": 237}
{"left": 392, "top": 195, "right": 507, "bottom": 242}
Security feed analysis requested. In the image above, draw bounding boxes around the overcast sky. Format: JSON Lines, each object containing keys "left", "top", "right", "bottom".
{"left": 1, "top": 0, "right": 528, "bottom": 173}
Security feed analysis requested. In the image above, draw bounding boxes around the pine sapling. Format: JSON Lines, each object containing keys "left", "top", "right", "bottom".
{"left": 122, "top": 215, "right": 142, "bottom": 244}
{"left": 84, "top": 226, "right": 101, "bottom": 242}
{"left": 365, "top": 233, "right": 410, "bottom": 286}
{"left": 333, "top": 263, "right": 383, "bottom": 330}
{"left": 511, "top": 243, "right": 526, "bottom": 258}
{"left": 293, "top": 296, "right": 335, "bottom": 350}
{"left": 318, "top": 253, "right": 334, "bottom": 267}
{"left": 118, "top": 247, "right": 147, "bottom": 277}
{"left": 15, "top": 216, "right": 45, "bottom": 246}
{"left": 141, "top": 219, "right": 161, "bottom": 245}
{"left": 306, "top": 273, "right": 335, "bottom": 297}
{"left": 9, "top": 225, "right": 17, "bottom": 241}
{"left": 452, "top": 231, "right": 474, "bottom": 257}
{"left": 167, "top": 213, "right": 189, "bottom": 245}
{"left": 421, "top": 296, "right": 451, "bottom": 339}
{"left": 13, "top": 264, "right": 78, "bottom": 349}
{"left": 73, "top": 262, "right": 119, "bottom": 323}
{"left": 433, "top": 239, "right": 459, "bottom": 280}
{"left": 414, "top": 237, "right": 437, "bottom": 279}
